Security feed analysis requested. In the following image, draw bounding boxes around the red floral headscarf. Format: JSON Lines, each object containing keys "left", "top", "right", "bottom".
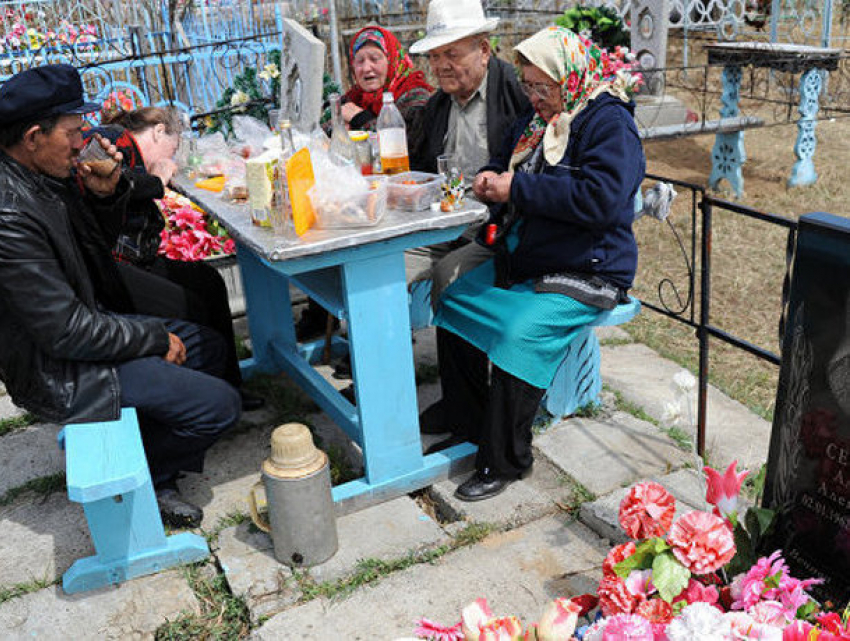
{"left": 344, "top": 25, "right": 432, "bottom": 117}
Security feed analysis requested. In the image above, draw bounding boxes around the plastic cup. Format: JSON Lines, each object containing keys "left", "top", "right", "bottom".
{"left": 437, "top": 153, "right": 464, "bottom": 211}
{"left": 78, "top": 136, "right": 118, "bottom": 177}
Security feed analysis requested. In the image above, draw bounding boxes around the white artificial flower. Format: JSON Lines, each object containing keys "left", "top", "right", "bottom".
{"left": 230, "top": 90, "right": 250, "bottom": 112}
{"left": 673, "top": 369, "right": 697, "bottom": 391}
{"left": 666, "top": 602, "right": 729, "bottom": 641}
{"left": 663, "top": 400, "right": 683, "bottom": 424}
{"left": 258, "top": 62, "right": 280, "bottom": 82}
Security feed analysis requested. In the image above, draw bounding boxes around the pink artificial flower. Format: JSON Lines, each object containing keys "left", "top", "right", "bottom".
{"left": 782, "top": 620, "right": 817, "bottom": 641}
{"left": 668, "top": 511, "right": 735, "bottom": 575}
{"left": 728, "top": 551, "right": 822, "bottom": 614}
{"left": 673, "top": 578, "right": 721, "bottom": 609}
{"left": 725, "top": 611, "right": 782, "bottom": 640}
{"left": 624, "top": 570, "right": 655, "bottom": 601}
{"left": 619, "top": 482, "right": 676, "bottom": 539}
{"left": 461, "top": 598, "right": 493, "bottom": 641}
{"left": 603, "top": 541, "right": 637, "bottom": 578}
{"left": 413, "top": 617, "right": 463, "bottom": 641}
{"left": 536, "top": 597, "right": 581, "bottom": 641}
{"left": 598, "top": 574, "right": 641, "bottom": 616}
{"left": 704, "top": 460, "right": 749, "bottom": 521}
{"left": 601, "top": 613, "right": 654, "bottom": 640}
{"left": 635, "top": 598, "right": 673, "bottom": 625}
{"left": 817, "top": 612, "right": 850, "bottom": 639}
{"left": 749, "top": 601, "right": 790, "bottom": 627}
{"left": 478, "top": 616, "right": 523, "bottom": 641}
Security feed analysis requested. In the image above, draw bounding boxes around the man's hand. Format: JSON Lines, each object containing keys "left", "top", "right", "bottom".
{"left": 77, "top": 134, "right": 123, "bottom": 198}
{"left": 148, "top": 158, "right": 178, "bottom": 188}
{"left": 164, "top": 333, "right": 186, "bottom": 366}
{"left": 341, "top": 101, "right": 364, "bottom": 125}
{"left": 473, "top": 171, "right": 513, "bottom": 203}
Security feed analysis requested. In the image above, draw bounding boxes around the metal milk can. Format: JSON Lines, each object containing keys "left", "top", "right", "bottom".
{"left": 248, "top": 423, "right": 338, "bottom": 567}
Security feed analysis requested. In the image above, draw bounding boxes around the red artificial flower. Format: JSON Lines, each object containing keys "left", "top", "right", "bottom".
{"left": 598, "top": 574, "right": 641, "bottom": 616}
{"left": 619, "top": 482, "right": 676, "bottom": 539}
{"left": 603, "top": 541, "right": 637, "bottom": 578}
{"left": 635, "top": 597, "right": 674, "bottom": 624}
{"left": 413, "top": 617, "right": 463, "bottom": 641}
{"left": 668, "top": 511, "right": 735, "bottom": 575}
{"left": 704, "top": 460, "right": 749, "bottom": 521}
{"left": 570, "top": 594, "right": 599, "bottom": 617}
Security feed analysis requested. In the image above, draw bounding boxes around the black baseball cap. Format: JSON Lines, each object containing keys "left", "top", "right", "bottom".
{"left": 0, "top": 64, "right": 101, "bottom": 127}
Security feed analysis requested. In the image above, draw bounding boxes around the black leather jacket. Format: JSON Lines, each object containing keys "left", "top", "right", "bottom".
{"left": 0, "top": 151, "right": 170, "bottom": 424}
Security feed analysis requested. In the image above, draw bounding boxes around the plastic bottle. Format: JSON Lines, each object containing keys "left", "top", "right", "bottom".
{"left": 328, "top": 93, "right": 356, "bottom": 166}
{"left": 376, "top": 92, "right": 409, "bottom": 174}
{"left": 271, "top": 119, "right": 296, "bottom": 235}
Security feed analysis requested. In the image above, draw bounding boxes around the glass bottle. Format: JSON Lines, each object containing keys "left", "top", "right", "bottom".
{"left": 328, "top": 93, "right": 355, "bottom": 166}
{"left": 271, "top": 119, "right": 296, "bottom": 236}
{"left": 376, "top": 92, "right": 409, "bottom": 174}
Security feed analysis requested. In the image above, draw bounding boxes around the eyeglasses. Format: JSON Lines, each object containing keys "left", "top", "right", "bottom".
{"left": 520, "top": 81, "right": 558, "bottom": 100}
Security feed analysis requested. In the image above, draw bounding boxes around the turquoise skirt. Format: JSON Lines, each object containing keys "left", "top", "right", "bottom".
{"left": 434, "top": 258, "right": 602, "bottom": 389}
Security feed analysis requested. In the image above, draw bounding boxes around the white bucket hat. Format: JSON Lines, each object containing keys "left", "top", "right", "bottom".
{"left": 409, "top": 0, "right": 500, "bottom": 54}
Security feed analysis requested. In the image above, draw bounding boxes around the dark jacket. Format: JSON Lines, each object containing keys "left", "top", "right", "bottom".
{"left": 0, "top": 151, "right": 170, "bottom": 424}
{"left": 86, "top": 125, "right": 165, "bottom": 265}
{"left": 483, "top": 93, "right": 645, "bottom": 289}
{"left": 409, "top": 57, "right": 530, "bottom": 174}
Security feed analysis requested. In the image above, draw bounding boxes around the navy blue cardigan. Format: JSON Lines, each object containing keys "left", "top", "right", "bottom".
{"left": 480, "top": 92, "right": 645, "bottom": 290}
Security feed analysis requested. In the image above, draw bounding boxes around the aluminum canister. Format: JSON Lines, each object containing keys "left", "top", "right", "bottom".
{"left": 248, "top": 423, "right": 338, "bottom": 567}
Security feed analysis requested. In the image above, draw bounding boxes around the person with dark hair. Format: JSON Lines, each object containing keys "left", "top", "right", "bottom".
{"left": 0, "top": 64, "right": 240, "bottom": 527}
{"left": 422, "top": 27, "right": 645, "bottom": 501}
{"left": 86, "top": 106, "right": 263, "bottom": 411}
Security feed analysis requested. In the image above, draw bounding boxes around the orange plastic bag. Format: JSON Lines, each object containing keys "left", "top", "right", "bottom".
{"left": 195, "top": 175, "right": 225, "bottom": 192}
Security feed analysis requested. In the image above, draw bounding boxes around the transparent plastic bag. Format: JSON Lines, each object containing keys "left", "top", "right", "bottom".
{"left": 230, "top": 115, "right": 272, "bottom": 159}
{"left": 309, "top": 148, "right": 387, "bottom": 228}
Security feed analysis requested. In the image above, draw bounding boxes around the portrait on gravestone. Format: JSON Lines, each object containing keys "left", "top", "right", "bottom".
{"left": 764, "top": 213, "right": 850, "bottom": 604}
{"left": 279, "top": 18, "right": 325, "bottom": 133}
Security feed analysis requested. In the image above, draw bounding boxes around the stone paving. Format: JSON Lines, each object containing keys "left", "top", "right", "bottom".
{"left": 0, "top": 324, "right": 772, "bottom": 640}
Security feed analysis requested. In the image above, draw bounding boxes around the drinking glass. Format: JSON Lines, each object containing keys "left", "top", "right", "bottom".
{"left": 437, "top": 153, "right": 464, "bottom": 211}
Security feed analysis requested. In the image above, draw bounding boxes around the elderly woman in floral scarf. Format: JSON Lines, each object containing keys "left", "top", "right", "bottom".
{"left": 423, "top": 26, "right": 645, "bottom": 502}
{"left": 341, "top": 25, "right": 433, "bottom": 131}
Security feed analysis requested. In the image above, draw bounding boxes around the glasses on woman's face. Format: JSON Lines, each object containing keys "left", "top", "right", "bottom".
{"left": 520, "top": 81, "right": 559, "bottom": 100}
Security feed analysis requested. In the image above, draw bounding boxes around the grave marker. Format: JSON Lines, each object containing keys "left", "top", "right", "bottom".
{"left": 279, "top": 19, "right": 325, "bottom": 133}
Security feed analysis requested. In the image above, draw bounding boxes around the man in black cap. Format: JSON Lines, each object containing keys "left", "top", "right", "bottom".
{"left": 0, "top": 64, "right": 240, "bottom": 528}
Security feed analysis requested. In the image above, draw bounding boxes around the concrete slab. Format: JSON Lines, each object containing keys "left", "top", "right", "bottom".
{"left": 0, "top": 570, "right": 198, "bottom": 640}
{"left": 535, "top": 411, "right": 690, "bottom": 497}
{"left": 251, "top": 515, "right": 610, "bottom": 640}
{"left": 600, "top": 343, "right": 772, "bottom": 469}
{"left": 430, "top": 472, "right": 556, "bottom": 529}
{"left": 0, "top": 421, "right": 64, "bottom": 497}
{"left": 595, "top": 325, "right": 631, "bottom": 343}
{"left": 0, "top": 493, "right": 91, "bottom": 587}
{"left": 579, "top": 468, "right": 710, "bottom": 545}
{"left": 218, "top": 496, "right": 449, "bottom": 622}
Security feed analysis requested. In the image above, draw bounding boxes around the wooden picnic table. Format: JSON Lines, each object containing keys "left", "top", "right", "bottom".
{"left": 173, "top": 176, "right": 488, "bottom": 514}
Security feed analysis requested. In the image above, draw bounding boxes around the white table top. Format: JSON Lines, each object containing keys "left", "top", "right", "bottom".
{"left": 172, "top": 176, "right": 488, "bottom": 263}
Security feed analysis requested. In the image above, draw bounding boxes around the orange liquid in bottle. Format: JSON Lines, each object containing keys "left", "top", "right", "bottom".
{"left": 380, "top": 154, "right": 410, "bottom": 175}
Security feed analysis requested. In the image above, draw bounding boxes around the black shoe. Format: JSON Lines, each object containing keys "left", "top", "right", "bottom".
{"left": 419, "top": 402, "right": 450, "bottom": 435}
{"left": 240, "top": 390, "right": 265, "bottom": 412}
{"left": 423, "top": 434, "right": 466, "bottom": 455}
{"left": 333, "top": 355, "right": 352, "bottom": 379}
{"left": 156, "top": 488, "right": 203, "bottom": 528}
{"left": 455, "top": 468, "right": 513, "bottom": 502}
{"left": 295, "top": 308, "right": 339, "bottom": 342}
{"left": 339, "top": 383, "right": 356, "bottom": 405}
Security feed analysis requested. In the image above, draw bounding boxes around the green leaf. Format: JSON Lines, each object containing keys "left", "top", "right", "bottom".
{"left": 750, "top": 507, "right": 777, "bottom": 536}
{"left": 796, "top": 599, "right": 817, "bottom": 619}
{"left": 652, "top": 551, "right": 691, "bottom": 602}
{"left": 613, "top": 538, "right": 669, "bottom": 578}
{"left": 726, "top": 520, "right": 756, "bottom": 577}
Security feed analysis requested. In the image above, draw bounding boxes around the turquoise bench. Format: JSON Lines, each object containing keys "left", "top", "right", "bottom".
{"left": 409, "top": 281, "right": 641, "bottom": 417}
{"left": 57, "top": 408, "right": 209, "bottom": 594}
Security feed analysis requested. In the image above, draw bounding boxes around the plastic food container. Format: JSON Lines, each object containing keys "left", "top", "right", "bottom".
{"left": 387, "top": 171, "right": 441, "bottom": 211}
{"left": 309, "top": 177, "right": 388, "bottom": 229}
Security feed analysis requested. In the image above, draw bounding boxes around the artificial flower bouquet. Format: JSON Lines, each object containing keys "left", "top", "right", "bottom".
{"left": 405, "top": 462, "right": 847, "bottom": 640}
{"left": 156, "top": 188, "right": 235, "bottom": 261}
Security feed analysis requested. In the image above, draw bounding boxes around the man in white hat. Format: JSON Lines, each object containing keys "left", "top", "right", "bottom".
{"left": 408, "top": 0, "right": 529, "bottom": 179}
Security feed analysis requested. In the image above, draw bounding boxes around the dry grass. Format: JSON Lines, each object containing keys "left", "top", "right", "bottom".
{"left": 632, "top": 108, "right": 850, "bottom": 420}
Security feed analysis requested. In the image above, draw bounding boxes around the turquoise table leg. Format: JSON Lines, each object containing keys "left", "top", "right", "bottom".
{"left": 789, "top": 68, "right": 823, "bottom": 188}
{"left": 342, "top": 252, "right": 423, "bottom": 484}
{"left": 236, "top": 244, "right": 295, "bottom": 378}
{"left": 709, "top": 64, "right": 745, "bottom": 198}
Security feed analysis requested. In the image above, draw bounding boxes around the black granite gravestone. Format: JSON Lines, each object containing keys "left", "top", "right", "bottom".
{"left": 764, "top": 212, "right": 850, "bottom": 604}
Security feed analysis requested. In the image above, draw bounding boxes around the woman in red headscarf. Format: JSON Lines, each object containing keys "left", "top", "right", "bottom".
{"left": 341, "top": 25, "right": 433, "bottom": 131}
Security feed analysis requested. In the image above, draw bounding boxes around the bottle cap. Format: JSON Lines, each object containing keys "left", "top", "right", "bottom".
{"left": 262, "top": 423, "right": 327, "bottom": 479}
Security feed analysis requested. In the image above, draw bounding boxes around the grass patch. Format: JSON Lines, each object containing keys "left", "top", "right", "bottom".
{"left": 0, "top": 472, "right": 66, "bottom": 507}
{"left": 235, "top": 339, "right": 253, "bottom": 361}
{"left": 572, "top": 402, "right": 605, "bottom": 419}
{"left": 242, "top": 373, "right": 319, "bottom": 422}
{"left": 415, "top": 363, "right": 440, "bottom": 386}
{"left": 0, "top": 413, "right": 37, "bottom": 436}
{"left": 608, "top": 387, "right": 659, "bottom": 427}
{"left": 295, "top": 522, "right": 494, "bottom": 603}
{"left": 0, "top": 577, "right": 57, "bottom": 605}
{"left": 155, "top": 564, "right": 250, "bottom": 640}
{"left": 599, "top": 337, "right": 633, "bottom": 347}
{"left": 661, "top": 425, "right": 694, "bottom": 451}
{"left": 326, "top": 443, "right": 358, "bottom": 485}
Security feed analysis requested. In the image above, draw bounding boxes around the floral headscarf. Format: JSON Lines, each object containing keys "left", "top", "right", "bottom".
{"left": 509, "top": 26, "right": 633, "bottom": 170}
{"left": 345, "top": 25, "right": 433, "bottom": 117}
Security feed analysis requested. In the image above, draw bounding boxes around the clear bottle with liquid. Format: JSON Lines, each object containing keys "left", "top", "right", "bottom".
{"left": 376, "top": 92, "right": 409, "bottom": 174}
{"left": 328, "top": 93, "right": 356, "bottom": 166}
{"left": 271, "top": 119, "right": 296, "bottom": 236}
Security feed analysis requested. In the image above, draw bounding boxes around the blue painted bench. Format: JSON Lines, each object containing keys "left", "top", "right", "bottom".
{"left": 57, "top": 408, "right": 209, "bottom": 594}
{"left": 409, "top": 281, "right": 641, "bottom": 417}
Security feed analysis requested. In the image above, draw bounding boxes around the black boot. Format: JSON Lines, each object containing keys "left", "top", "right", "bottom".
{"left": 156, "top": 487, "right": 203, "bottom": 528}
